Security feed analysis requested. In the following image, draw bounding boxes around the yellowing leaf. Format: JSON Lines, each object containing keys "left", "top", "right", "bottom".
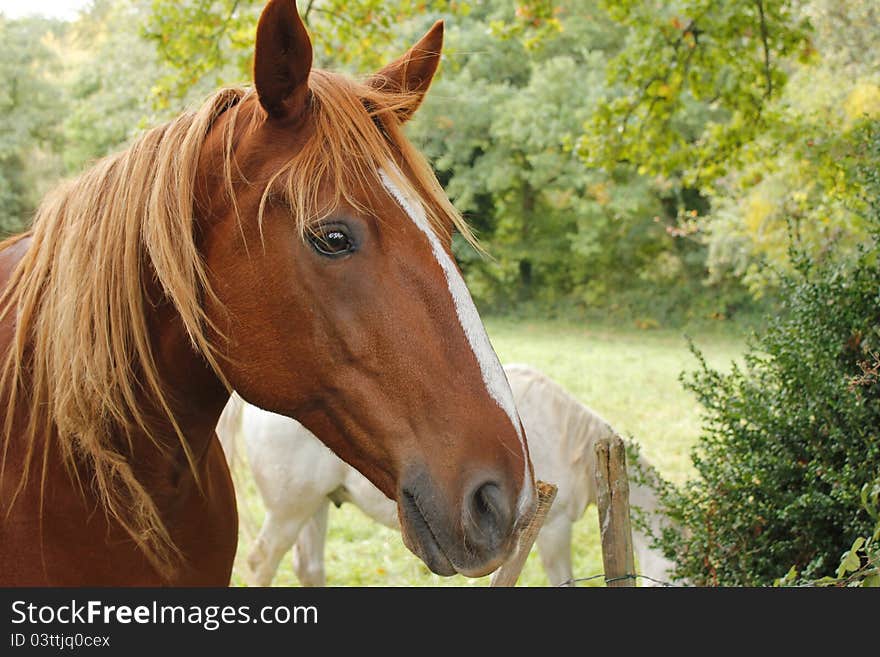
{"left": 843, "top": 83, "right": 880, "bottom": 123}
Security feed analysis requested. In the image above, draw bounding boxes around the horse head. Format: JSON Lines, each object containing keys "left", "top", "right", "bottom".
{"left": 198, "top": 0, "right": 535, "bottom": 577}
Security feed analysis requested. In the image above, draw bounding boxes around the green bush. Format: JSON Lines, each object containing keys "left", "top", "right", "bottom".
{"left": 639, "top": 123, "right": 880, "bottom": 586}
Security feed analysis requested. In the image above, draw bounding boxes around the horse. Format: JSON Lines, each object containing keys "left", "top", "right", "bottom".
{"left": 0, "top": 0, "right": 535, "bottom": 585}
{"left": 219, "top": 364, "right": 676, "bottom": 586}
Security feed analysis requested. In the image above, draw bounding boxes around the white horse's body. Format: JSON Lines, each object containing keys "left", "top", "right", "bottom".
{"left": 218, "top": 364, "right": 676, "bottom": 586}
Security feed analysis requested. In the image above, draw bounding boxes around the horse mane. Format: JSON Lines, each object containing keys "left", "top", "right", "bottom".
{"left": 0, "top": 68, "right": 474, "bottom": 579}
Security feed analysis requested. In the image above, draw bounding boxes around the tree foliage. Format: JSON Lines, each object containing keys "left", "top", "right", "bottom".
{"left": 0, "top": 1, "right": 173, "bottom": 234}
{"left": 405, "top": 1, "right": 732, "bottom": 319}
{"left": 0, "top": 16, "right": 66, "bottom": 234}
{"left": 577, "top": 0, "right": 812, "bottom": 182}
{"left": 63, "top": 0, "right": 171, "bottom": 170}
{"left": 701, "top": 0, "right": 880, "bottom": 294}
{"left": 1, "top": 0, "right": 878, "bottom": 323}
{"left": 145, "top": 0, "right": 476, "bottom": 102}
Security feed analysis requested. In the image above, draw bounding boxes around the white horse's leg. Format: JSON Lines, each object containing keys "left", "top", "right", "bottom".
{"left": 535, "top": 515, "right": 574, "bottom": 587}
{"left": 292, "top": 500, "right": 329, "bottom": 587}
{"left": 247, "top": 512, "right": 307, "bottom": 586}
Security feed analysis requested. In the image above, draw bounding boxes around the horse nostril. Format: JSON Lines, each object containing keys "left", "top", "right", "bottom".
{"left": 473, "top": 482, "right": 501, "bottom": 523}
{"left": 464, "top": 480, "right": 513, "bottom": 551}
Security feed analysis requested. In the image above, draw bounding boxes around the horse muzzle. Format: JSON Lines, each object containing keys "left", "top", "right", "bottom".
{"left": 397, "top": 468, "right": 523, "bottom": 577}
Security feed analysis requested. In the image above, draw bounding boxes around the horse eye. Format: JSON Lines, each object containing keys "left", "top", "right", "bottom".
{"left": 309, "top": 225, "right": 355, "bottom": 257}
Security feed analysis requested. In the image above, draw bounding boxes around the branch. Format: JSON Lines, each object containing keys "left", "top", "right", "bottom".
{"left": 303, "top": 0, "right": 316, "bottom": 26}
{"left": 211, "top": 0, "right": 241, "bottom": 41}
{"left": 616, "top": 18, "right": 701, "bottom": 147}
{"left": 755, "top": 0, "right": 773, "bottom": 99}
{"left": 310, "top": 6, "right": 358, "bottom": 26}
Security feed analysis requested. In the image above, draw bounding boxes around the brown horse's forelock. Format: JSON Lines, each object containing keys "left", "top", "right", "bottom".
{"left": 255, "top": 70, "right": 477, "bottom": 246}
{"left": 0, "top": 70, "right": 476, "bottom": 578}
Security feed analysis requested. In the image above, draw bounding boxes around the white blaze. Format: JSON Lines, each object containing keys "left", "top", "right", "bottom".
{"left": 379, "top": 168, "right": 534, "bottom": 516}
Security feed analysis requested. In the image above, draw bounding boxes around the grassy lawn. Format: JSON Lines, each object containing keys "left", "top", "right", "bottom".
{"left": 229, "top": 318, "right": 745, "bottom": 587}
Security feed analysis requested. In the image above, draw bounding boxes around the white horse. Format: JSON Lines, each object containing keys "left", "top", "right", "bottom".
{"left": 218, "top": 364, "right": 676, "bottom": 586}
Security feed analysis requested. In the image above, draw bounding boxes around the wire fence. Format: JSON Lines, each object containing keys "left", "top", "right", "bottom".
{"left": 558, "top": 573, "right": 675, "bottom": 587}
{"left": 559, "top": 561, "right": 880, "bottom": 587}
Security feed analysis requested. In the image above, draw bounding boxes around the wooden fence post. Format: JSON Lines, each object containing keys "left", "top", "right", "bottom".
{"left": 594, "top": 435, "right": 635, "bottom": 587}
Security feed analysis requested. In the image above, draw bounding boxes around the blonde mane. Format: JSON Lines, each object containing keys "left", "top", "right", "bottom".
{"left": 0, "top": 69, "right": 474, "bottom": 578}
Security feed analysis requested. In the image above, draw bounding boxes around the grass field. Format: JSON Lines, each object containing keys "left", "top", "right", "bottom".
{"left": 229, "top": 318, "right": 745, "bottom": 587}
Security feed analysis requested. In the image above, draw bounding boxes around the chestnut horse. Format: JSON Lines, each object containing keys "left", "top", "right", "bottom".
{"left": 0, "top": 0, "right": 534, "bottom": 585}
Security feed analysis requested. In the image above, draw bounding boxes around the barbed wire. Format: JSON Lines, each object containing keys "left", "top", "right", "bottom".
{"left": 557, "top": 573, "right": 675, "bottom": 587}
{"left": 558, "top": 560, "right": 880, "bottom": 587}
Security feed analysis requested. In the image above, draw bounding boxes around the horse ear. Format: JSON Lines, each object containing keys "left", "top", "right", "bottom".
{"left": 368, "top": 20, "right": 444, "bottom": 123}
{"left": 253, "top": 0, "right": 313, "bottom": 121}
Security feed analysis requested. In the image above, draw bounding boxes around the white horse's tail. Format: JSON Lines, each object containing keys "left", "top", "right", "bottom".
{"left": 627, "top": 451, "right": 680, "bottom": 586}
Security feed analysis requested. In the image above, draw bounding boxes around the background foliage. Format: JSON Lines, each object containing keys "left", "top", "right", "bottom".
{"left": 636, "top": 121, "right": 880, "bottom": 586}
{"left": 0, "top": 15, "right": 65, "bottom": 233}
{"left": 2, "top": 0, "right": 876, "bottom": 325}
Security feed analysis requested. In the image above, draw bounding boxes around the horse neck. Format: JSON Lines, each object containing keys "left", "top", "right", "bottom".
{"left": 132, "top": 290, "right": 229, "bottom": 495}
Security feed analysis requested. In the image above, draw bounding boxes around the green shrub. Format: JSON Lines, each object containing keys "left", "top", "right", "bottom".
{"left": 639, "top": 122, "right": 880, "bottom": 586}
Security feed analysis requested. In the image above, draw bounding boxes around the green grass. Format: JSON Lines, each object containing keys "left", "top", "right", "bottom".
{"left": 230, "top": 318, "right": 745, "bottom": 587}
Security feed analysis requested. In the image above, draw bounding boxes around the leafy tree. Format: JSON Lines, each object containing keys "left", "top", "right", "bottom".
{"left": 11, "top": 0, "right": 872, "bottom": 323}
{"left": 0, "top": 16, "right": 66, "bottom": 234}
{"left": 577, "top": 0, "right": 812, "bottom": 183}
{"left": 145, "top": 0, "right": 824, "bottom": 319}
{"left": 62, "top": 0, "right": 172, "bottom": 172}
{"left": 410, "top": 2, "right": 722, "bottom": 318}
{"left": 145, "top": 0, "right": 479, "bottom": 100}
{"left": 410, "top": 11, "right": 608, "bottom": 306}
{"left": 700, "top": 0, "right": 880, "bottom": 294}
